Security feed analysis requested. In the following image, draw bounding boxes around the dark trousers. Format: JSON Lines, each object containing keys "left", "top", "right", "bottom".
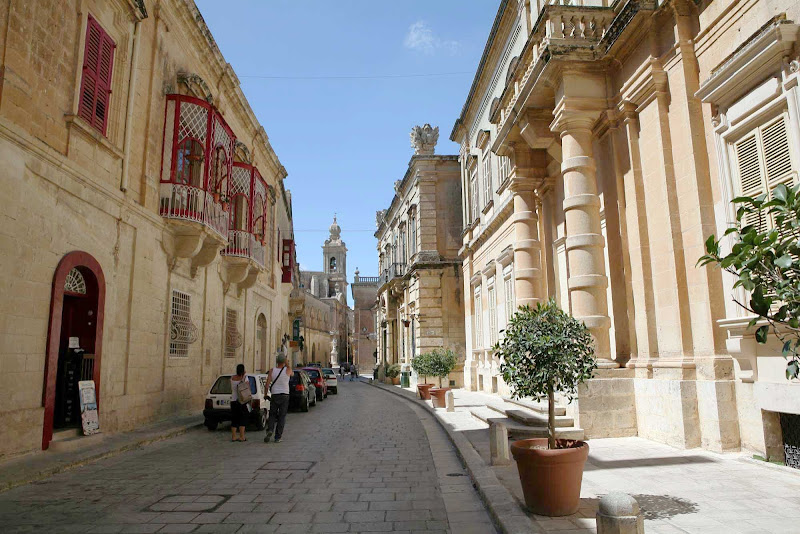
{"left": 267, "top": 394, "right": 289, "bottom": 439}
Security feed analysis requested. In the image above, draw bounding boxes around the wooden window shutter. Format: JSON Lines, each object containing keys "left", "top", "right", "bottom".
{"left": 761, "top": 116, "right": 795, "bottom": 190}
{"left": 734, "top": 133, "right": 767, "bottom": 233}
{"left": 78, "top": 15, "right": 115, "bottom": 135}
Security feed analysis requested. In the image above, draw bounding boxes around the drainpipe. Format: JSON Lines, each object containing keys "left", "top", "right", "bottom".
{"left": 120, "top": 17, "right": 142, "bottom": 193}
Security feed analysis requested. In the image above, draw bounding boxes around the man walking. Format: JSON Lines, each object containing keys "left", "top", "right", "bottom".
{"left": 264, "top": 353, "right": 292, "bottom": 443}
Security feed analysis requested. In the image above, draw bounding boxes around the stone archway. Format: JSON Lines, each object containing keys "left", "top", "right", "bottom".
{"left": 43, "top": 252, "right": 106, "bottom": 450}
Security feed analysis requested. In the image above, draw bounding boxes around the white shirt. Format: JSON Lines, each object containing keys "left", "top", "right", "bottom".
{"left": 231, "top": 377, "right": 244, "bottom": 402}
{"left": 270, "top": 366, "right": 290, "bottom": 395}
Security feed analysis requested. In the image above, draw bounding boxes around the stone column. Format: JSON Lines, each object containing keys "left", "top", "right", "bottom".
{"left": 508, "top": 146, "right": 546, "bottom": 308}
{"left": 554, "top": 110, "right": 616, "bottom": 367}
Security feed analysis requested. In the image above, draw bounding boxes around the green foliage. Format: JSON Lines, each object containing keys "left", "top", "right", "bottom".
{"left": 411, "top": 352, "right": 432, "bottom": 381}
{"left": 426, "top": 348, "right": 458, "bottom": 387}
{"left": 495, "top": 299, "right": 596, "bottom": 403}
{"left": 386, "top": 363, "right": 401, "bottom": 379}
{"left": 698, "top": 183, "right": 800, "bottom": 379}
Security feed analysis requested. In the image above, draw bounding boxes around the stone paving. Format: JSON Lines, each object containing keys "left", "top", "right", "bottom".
{"left": 0, "top": 380, "right": 495, "bottom": 533}
{"left": 411, "top": 386, "right": 800, "bottom": 534}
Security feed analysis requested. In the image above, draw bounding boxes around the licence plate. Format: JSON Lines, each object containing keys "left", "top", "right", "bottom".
{"left": 217, "top": 399, "right": 228, "bottom": 406}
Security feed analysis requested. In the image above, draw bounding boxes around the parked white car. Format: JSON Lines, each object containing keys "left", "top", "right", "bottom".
{"left": 322, "top": 368, "right": 338, "bottom": 394}
{"left": 203, "top": 373, "right": 270, "bottom": 431}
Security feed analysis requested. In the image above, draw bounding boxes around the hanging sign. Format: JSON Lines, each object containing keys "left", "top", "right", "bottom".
{"left": 68, "top": 337, "right": 80, "bottom": 349}
{"left": 78, "top": 380, "right": 100, "bottom": 435}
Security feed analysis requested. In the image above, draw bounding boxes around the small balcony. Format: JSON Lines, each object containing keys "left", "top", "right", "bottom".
{"left": 379, "top": 263, "right": 407, "bottom": 289}
{"left": 220, "top": 162, "right": 271, "bottom": 288}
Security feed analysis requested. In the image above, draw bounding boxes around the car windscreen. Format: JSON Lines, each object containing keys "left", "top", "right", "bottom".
{"left": 305, "top": 369, "right": 321, "bottom": 379}
{"left": 290, "top": 371, "right": 302, "bottom": 384}
{"left": 210, "top": 376, "right": 231, "bottom": 394}
{"left": 210, "top": 376, "right": 256, "bottom": 394}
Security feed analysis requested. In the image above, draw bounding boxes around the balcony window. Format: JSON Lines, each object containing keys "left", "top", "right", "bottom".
{"left": 175, "top": 139, "right": 204, "bottom": 187}
{"left": 221, "top": 162, "right": 268, "bottom": 268}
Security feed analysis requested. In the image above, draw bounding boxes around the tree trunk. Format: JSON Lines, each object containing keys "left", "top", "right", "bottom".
{"left": 547, "top": 383, "right": 556, "bottom": 450}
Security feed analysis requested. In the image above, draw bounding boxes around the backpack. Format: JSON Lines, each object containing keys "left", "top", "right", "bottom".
{"left": 236, "top": 377, "right": 252, "bottom": 404}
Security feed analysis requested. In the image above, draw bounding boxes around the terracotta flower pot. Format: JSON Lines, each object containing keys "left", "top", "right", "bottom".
{"left": 429, "top": 387, "right": 450, "bottom": 407}
{"left": 391, "top": 376, "right": 400, "bottom": 385}
{"left": 417, "top": 383, "right": 434, "bottom": 400}
{"left": 510, "top": 438, "right": 589, "bottom": 517}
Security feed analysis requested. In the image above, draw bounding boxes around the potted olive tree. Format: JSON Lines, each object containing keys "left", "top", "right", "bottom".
{"left": 494, "top": 298, "right": 596, "bottom": 516}
{"left": 386, "top": 363, "right": 402, "bottom": 385}
{"left": 428, "top": 348, "right": 457, "bottom": 407}
{"left": 412, "top": 352, "right": 434, "bottom": 400}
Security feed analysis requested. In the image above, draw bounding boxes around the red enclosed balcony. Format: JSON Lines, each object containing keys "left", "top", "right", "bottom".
{"left": 220, "top": 162, "right": 271, "bottom": 288}
{"left": 159, "top": 94, "right": 235, "bottom": 273}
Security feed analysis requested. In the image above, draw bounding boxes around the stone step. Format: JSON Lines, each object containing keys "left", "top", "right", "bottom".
{"left": 49, "top": 429, "right": 105, "bottom": 453}
{"left": 469, "top": 408, "right": 584, "bottom": 441}
{"left": 486, "top": 404, "right": 574, "bottom": 428}
{"left": 506, "top": 409, "right": 575, "bottom": 428}
{"left": 502, "top": 396, "right": 566, "bottom": 416}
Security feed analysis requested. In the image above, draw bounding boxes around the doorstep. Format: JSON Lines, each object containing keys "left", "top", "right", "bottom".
{"left": 0, "top": 412, "right": 202, "bottom": 493}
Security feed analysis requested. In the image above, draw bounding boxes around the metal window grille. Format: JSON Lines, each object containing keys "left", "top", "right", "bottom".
{"left": 473, "top": 286, "right": 482, "bottom": 348}
{"left": 170, "top": 290, "right": 196, "bottom": 357}
{"left": 225, "top": 308, "right": 242, "bottom": 358}
{"left": 780, "top": 412, "right": 800, "bottom": 470}
{"left": 488, "top": 280, "right": 497, "bottom": 345}
{"left": 504, "top": 265, "right": 515, "bottom": 326}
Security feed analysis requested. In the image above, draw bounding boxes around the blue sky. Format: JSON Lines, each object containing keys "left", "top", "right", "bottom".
{"left": 196, "top": 1, "right": 499, "bottom": 286}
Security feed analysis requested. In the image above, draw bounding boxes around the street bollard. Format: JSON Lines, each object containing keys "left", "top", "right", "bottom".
{"left": 489, "top": 421, "right": 511, "bottom": 466}
{"left": 596, "top": 492, "right": 644, "bottom": 534}
{"left": 445, "top": 390, "right": 455, "bottom": 412}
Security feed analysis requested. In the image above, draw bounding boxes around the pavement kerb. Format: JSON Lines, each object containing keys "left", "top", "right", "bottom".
{"left": 0, "top": 414, "right": 202, "bottom": 493}
{"left": 363, "top": 379, "right": 541, "bottom": 534}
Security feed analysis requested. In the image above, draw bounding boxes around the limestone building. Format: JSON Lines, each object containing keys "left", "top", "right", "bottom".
{"left": 375, "top": 125, "right": 466, "bottom": 386}
{"left": 453, "top": 0, "right": 800, "bottom": 459}
{"left": 298, "top": 217, "right": 352, "bottom": 365}
{"left": 351, "top": 270, "right": 379, "bottom": 372}
{"left": 0, "top": 0, "right": 297, "bottom": 457}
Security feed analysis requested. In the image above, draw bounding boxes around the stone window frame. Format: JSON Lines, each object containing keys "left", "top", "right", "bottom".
{"left": 487, "top": 275, "right": 498, "bottom": 346}
{"left": 477, "top": 130, "right": 494, "bottom": 213}
{"left": 697, "top": 19, "right": 800, "bottom": 321}
{"left": 408, "top": 206, "right": 418, "bottom": 257}
{"left": 472, "top": 281, "right": 483, "bottom": 350}
{"left": 468, "top": 157, "right": 480, "bottom": 224}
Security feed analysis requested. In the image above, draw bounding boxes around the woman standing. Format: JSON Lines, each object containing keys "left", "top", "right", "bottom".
{"left": 230, "top": 364, "right": 249, "bottom": 442}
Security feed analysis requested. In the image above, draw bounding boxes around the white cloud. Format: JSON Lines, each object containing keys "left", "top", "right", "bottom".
{"left": 403, "top": 20, "right": 459, "bottom": 55}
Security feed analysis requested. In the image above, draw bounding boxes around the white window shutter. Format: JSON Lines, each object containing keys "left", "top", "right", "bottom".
{"left": 734, "top": 133, "right": 767, "bottom": 233}
{"left": 761, "top": 116, "right": 795, "bottom": 190}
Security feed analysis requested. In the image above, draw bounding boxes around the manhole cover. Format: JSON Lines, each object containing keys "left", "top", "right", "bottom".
{"left": 259, "top": 461, "right": 316, "bottom": 471}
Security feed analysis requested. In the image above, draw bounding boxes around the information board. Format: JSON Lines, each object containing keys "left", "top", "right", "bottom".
{"left": 78, "top": 380, "right": 100, "bottom": 435}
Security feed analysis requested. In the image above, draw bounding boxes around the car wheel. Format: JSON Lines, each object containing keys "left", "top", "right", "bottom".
{"left": 205, "top": 420, "right": 218, "bottom": 431}
{"left": 332, "top": 387, "right": 337, "bottom": 394}
{"left": 255, "top": 409, "right": 267, "bottom": 430}
{"left": 301, "top": 396, "right": 309, "bottom": 412}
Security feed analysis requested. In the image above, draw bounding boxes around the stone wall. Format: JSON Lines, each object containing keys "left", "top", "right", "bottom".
{"left": 0, "top": 0, "right": 292, "bottom": 458}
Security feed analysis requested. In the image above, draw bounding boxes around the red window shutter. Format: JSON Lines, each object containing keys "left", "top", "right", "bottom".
{"left": 78, "top": 15, "right": 115, "bottom": 135}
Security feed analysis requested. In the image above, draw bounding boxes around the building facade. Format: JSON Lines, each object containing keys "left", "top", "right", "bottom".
{"left": 375, "top": 125, "right": 466, "bottom": 386}
{"left": 0, "top": 0, "right": 296, "bottom": 457}
{"left": 453, "top": 0, "right": 800, "bottom": 459}
{"left": 298, "top": 216, "right": 352, "bottom": 365}
{"left": 351, "top": 270, "right": 379, "bottom": 372}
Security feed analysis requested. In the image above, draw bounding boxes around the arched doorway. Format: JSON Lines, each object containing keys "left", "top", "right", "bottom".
{"left": 256, "top": 313, "right": 268, "bottom": 372}
{"left": 43, "top": 252, "right": 106, "bottom": 450}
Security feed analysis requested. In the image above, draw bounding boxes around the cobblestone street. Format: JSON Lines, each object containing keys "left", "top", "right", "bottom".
{"left": 0, "top": 380, "right": 494, "bottom": 533}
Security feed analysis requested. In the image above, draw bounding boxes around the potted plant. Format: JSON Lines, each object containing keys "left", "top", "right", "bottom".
{"left": 412, "top": 352, "right": 434, "bottom": 400}
{"left": 386, "top": 363, "right": 401, "bottom": 385}
{"left": 494, "top": 298, "right": 597, "bottom": 516}
{"left": 427, "top": 348, "right": 457, "bottom": 407}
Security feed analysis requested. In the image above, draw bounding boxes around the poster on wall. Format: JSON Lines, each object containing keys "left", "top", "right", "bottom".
{"left": 78, "top": 380, "right": 100, "bottom": 435}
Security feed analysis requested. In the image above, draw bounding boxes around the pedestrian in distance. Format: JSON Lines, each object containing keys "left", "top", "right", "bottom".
{"left": 350, "top": 363, "right": 357, "bottom": 381}
{"left": 264, "top": 353, "right": 292, "bottom": 443}
{"left": 339, "top": 365, "right": 345, "bottom": 379}
{"left": 230, "top": 363, "right": 251, "bottom": 442}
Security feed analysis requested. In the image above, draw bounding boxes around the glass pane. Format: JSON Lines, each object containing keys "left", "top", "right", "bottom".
{"left": 210, "top": 376, "right": 232, "bottom": 394}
